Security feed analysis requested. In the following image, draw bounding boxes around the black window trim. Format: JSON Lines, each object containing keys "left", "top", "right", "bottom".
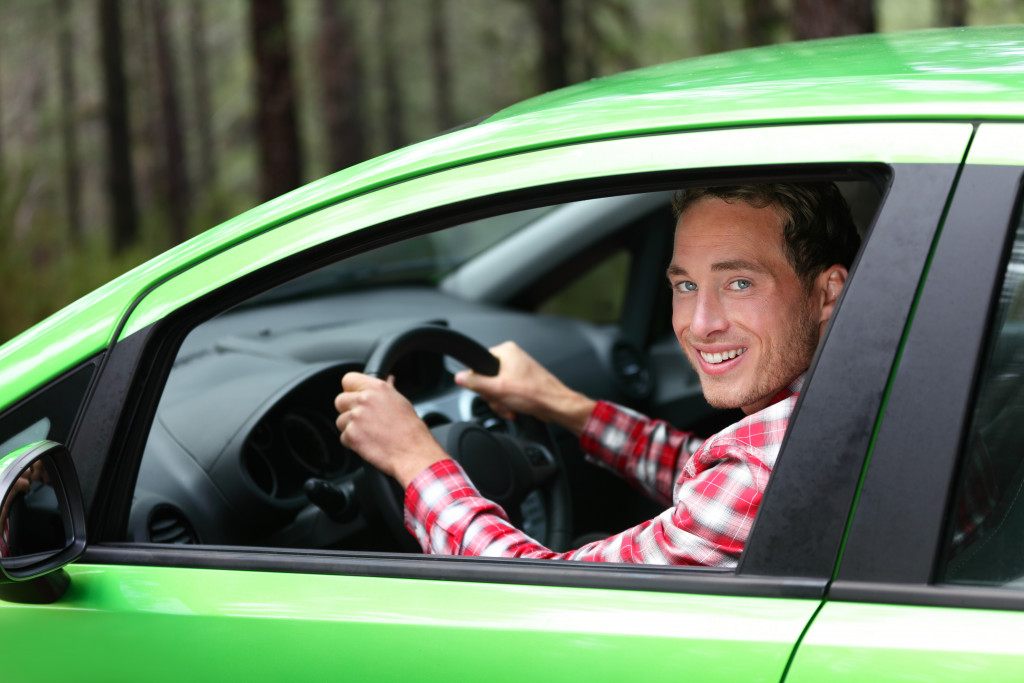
{"left": 834, "top": 158, "right": 1024, "bottom": 609}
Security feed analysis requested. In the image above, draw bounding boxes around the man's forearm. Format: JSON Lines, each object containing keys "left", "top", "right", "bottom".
{"left": 544, "top": 390, "right": 597, "bottom": 437}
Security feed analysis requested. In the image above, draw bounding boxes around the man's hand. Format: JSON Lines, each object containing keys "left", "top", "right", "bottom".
{"left": 334, "top": 372, "right": 449, "bottom": 488}
{"left": 455, "top": 341, "right": 596, "bottom": 436}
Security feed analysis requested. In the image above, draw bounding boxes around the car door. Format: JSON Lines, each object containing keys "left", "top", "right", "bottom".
{"left": 786, "top": 125, "right": 1024, "bottom": 681}
{"left": 1, "top": 122, "right": 969, "bottom": 681}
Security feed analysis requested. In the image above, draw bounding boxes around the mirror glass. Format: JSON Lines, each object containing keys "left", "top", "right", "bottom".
{"left": 0, "top": 454, "right": 68, "bottom": 561}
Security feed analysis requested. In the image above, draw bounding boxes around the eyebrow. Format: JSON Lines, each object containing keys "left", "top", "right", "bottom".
{"left": 666, "top": 259, "right": 771, "bottom": 279}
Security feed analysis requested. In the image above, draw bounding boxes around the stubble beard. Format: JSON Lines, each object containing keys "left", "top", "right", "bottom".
{"left": 692, "top": 306, "right": 819, "bottom": 413}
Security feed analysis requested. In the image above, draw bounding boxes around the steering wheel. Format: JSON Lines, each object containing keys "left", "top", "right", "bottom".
{"left": 354, "top": 325, "right": 573, "bottom": 552}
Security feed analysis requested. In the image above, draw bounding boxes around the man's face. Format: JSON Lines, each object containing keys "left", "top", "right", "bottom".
{"left": 668, "top": 197, "right": 824, "bottom": 414}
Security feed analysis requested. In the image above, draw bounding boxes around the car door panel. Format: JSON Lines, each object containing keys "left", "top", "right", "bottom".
{"left": 2, "top": 562, "right": 818, "bottom": 682}
{"left": 785, "top": 602, "right": 1024, "bottom": 683}
{"left": 29, "top": 123, "right": 971, "bottom": 681}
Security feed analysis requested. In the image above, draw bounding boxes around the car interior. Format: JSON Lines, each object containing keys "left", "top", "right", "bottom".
{"left": 127, "top": 178, "right": 885, "bottom": 555}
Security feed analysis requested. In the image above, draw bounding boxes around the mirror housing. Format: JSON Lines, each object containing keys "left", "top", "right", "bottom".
{"left": 0, "top": 441, "right": 86, "bottom": 603}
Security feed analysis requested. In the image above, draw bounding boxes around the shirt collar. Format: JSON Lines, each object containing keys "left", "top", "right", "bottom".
{"left": 769, "top": 373, "right": 805, "bottom": 406}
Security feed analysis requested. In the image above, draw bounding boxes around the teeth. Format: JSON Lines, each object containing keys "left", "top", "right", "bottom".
{"left": 700, "top": 348, "right": 746, "bottom": 365}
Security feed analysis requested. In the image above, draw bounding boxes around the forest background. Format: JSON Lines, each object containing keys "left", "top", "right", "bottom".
{"left": 0, "top": 0, "right": 1021, "bottom": 343}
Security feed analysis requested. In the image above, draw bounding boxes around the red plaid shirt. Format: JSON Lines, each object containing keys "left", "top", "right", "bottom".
{"left": 405, "top": 375, "right": 803, "bottom": 566}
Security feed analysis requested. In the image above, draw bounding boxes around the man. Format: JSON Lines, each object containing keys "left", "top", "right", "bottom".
{"left": 335, "top": 183, "right": 859, "bottom": 566}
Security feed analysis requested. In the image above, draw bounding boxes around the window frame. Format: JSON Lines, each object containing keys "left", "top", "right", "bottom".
{"left": 66, "top": 124, "right": 967, "bottom": 597}
{"left": 832, "top": 156, "right": 1024, "bottom": 610}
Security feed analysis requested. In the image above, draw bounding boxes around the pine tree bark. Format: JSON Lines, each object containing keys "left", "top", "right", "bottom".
{"left": 317, "top": 0, "right": 366, "bottom": 170}
{"left": 791, "top": 0, "right": 876, "bottom": 40}
{"left": 150, "top": 0, "right": 190, "bottom": 243}
{"left": 429, "top": 0, "right": 455, "bottom": 131}
{"left": 378, "top": 0, "right": 405, "bottom": 150}
{"left": 940, "top": 0, "right": 967, "bottom": 27}
{"left": 98, "top": 0, "right": 139, "bottom": 252}
{"left": 744, "top": 0, "right": 778, "bottom": 47}
{"left": 532, "top": 0, "right": 569, "bottom": 92}
{"left": 250, "top": 0, "right": 303, "bottom": 201}
{"left": 188, "top": 0, "right": 217, "bottom": 191}
{"left": 56, "top": 0, "right": 82, "bottom": 244}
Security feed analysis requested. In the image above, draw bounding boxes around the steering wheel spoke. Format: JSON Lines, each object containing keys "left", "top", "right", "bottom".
{"left": 354, "top": 324, "right": 572, "bottom": 551}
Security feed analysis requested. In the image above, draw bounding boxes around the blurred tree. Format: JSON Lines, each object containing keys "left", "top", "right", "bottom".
{"left": 188, "top": 1, "right": 217, "bottom": 193}
{"left": 694, "top": 0, "right": 734, "bottom": 54}
{"left": 430, "top": 0, "right": 455, "bottom": 131}
{"left": 317, "top": 0, "right": 367, "bottom": 171}
{"left": 532, "top": 0, "right": 569, "bottom": 91}
{"left": 150, "top": 0, "right": 190, "bottom": 244}
{"left": 791, "top": 0, "right": 876, "bottom": 38}
{"left": 378, "top": 0, "right": 406, "bottom": 150}
{"left": 250, "top": 0, "right": 303, "bottom": 201}
{"left": 55, "top": 0, "right": 81, "bottom": 245}
{"left": 940, "top": 0, "right": 967, "bottom": 26}
{"left": 745, "top": 0, "right": 780, "bottom": 46}
{"left": 98, "top": 0, "right": 139, "bottom": 252}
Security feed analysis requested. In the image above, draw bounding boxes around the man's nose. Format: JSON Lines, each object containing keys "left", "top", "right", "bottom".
{"left": 690, "top": 291, "right": 728, "bottom": 339}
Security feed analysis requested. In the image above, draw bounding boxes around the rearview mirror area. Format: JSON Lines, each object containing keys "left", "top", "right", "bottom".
{"left": 0, "top": 441, "right": 85, "bottom": 603}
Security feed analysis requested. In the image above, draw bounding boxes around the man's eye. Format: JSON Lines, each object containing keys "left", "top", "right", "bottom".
{"left": 728, "top": 279, "right": 751, "bottom": 291}
{"left": 675, "top": 281, "right": 697, "bottom": 292}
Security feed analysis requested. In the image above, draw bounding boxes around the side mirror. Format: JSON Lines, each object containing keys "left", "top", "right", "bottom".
{"left": 0, "top": 441, "right": 86, "bottom": 603}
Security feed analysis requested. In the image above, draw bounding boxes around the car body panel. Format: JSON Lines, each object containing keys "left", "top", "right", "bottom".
{"left": 1, "top": 27, "right": 1023, "bottom": 682}
{"left": 786, "top": 601, "right": 1024, "bottom": 683}
{"left": 117, "top": 121, "right": 972, "bottom": 341}
{"left": 2, "top": 563, "right": 817, "bottom": 682}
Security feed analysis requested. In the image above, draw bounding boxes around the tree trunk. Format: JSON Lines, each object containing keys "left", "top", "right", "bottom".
{"left": 532, "top": 0, "right": 569, "bottom": 92}
{"left": 378, "top": 0, "right": 405, "bottom": 150}
{"left": 429, "top": 0, "right": 455, "bottom": 131}
{"left": 98, "top": 0, "right": 139, "bottom": 252}
{"left": 791, "top": 0, "right": 876, "bottom": 40}
{"left": 744, "top": 0, "right": 779, "bottom": 47}
{"left": 56, "top": 0, "right": 82, "bottom": 244}
{"left": 694, "top": 0, "right": 731, "bottom": 54}
{"left": 150, "top": 0, "right": 190, "bottom": 244}
{"left": 940, "top": 0, "right": 967, "bottom": 27}
{"left": 317, "top": 0, "right": 366, "bottom": 171}
{"left": 188, "top": 0, "right": 217, "bottom": 192}
{"left": 250, "top": 0, "right": 303, "bottom": 202}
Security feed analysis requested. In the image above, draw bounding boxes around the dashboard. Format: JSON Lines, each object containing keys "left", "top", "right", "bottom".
{"left": 129, "top": 286, "right": 657, "bottom": 551}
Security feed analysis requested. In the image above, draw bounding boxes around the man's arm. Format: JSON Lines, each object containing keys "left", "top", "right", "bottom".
{"left": 405, "top": 437, "right": 768, "bottom": 567}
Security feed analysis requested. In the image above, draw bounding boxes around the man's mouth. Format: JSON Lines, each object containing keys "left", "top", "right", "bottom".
{"left": 699, "top": 348, "right": 747, "bottom": 365}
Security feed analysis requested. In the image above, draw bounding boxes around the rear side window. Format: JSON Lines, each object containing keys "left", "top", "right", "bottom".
{"left": 940, "top": 198, "right": 1024, "bottom": 586}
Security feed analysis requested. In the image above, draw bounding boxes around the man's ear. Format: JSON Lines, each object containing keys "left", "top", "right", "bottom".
{"left": 814, "top": 264, "right": 848, "bottom": 326}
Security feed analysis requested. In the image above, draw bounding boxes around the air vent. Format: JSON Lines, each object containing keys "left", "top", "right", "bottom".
{"left": 147, "top": 504, "right": 200, "bottom": 544}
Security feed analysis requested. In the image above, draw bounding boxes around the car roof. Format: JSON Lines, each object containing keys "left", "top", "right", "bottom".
{"left": 2, "top": 25, "right": 1023, "bottom": 410}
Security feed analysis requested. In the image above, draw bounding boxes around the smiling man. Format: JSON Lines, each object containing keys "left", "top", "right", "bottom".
{"left": 335, "top": 183, "right": 860, "bottom": 566}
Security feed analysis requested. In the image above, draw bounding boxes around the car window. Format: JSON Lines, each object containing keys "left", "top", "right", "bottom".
{"left": 537, "top": 248, "right": 631, "bottom": 324}
{"left": 940, "top": 195, "right": 1024, "bottom": 587}
{"left": 126, "top": 179, "right": 881, "bottom": 566}
{"left": 0, "top": 363, "right": 95, "bottom": 459}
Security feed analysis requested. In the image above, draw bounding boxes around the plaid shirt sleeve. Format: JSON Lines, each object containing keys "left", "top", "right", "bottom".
{"left": 579, "top": 400, "right": 702, "bottom": 507}
{"left": 404, "top": 379, "right": 801, "bottom": 566}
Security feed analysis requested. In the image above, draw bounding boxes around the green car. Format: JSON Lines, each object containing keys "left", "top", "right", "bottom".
{"left": 3, "top": 25, "right": 1024, "bottom": 682}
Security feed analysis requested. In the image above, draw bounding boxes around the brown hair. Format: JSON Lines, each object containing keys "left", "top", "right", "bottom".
{"left": 672, "top": 183, "right": 861, "bottom": 286}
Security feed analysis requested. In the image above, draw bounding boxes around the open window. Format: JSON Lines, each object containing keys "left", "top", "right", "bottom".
{"left": 124, "top": 175, "right": 882, "bottom": 563}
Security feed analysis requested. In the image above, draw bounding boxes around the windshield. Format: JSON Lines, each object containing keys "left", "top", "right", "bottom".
{"left": 245, "top": 205, "right": 556, "bottom": 306}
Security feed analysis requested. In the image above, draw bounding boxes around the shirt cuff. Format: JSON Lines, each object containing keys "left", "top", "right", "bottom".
{"left": 404, "top": 458, "right": 479, "bottom": 531}
{"left": 579, "top": 399, "right": 628, "bottom": 468}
